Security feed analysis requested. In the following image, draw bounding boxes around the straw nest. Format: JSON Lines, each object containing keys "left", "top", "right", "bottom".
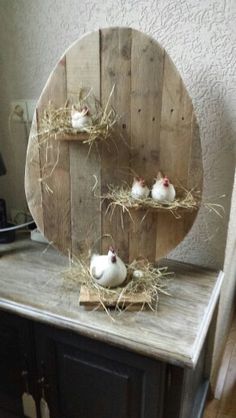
{"left": 102, "top": 184, "right": 201, "bottom": 220}
{"left": 63, "top": 258, "right": 172, "bottom": 315}
{"left": 36, "top": 86, "right": 118, "bottom": 146}
{"left": 101, "top": 185, "right": 225, "bottom": 221}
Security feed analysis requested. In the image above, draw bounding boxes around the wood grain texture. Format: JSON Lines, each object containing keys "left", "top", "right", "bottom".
{"left": 100, "top": 27, "right": 132, "bottom": 260}
{"left": 180, "top": 343, "right": 207, "bottom": 418}
{"left": 129, "top": 30, "right": 164, "bottom": 262}
{"left": 0, "top": 234, "right": 222, "bottom": 368}
{"left": 54, "top": 133, "right": 89, "bottom": 141}
{"left": 66, "top": 31, "right": 101, "bottom": 256}
{"left": 36, "top": 56, "right": 71, "bottom": 254}
{"left": 79, "top": 285, "right": 151, "bottom": 308}
{"left": 25, "top": 28, "right": 203, "bottom": 262}
{"left": 25, "top": 113, "right": 44, "bottom": 234}
{"left": 156, "top": 53, "right": 203, "bottom": 258}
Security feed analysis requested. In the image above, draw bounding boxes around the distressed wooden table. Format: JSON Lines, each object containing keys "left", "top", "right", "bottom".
{"left": 0, "top": 233, "right": 223, "bottom": 418}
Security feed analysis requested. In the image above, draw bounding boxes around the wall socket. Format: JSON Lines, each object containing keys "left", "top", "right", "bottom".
{"left": 10, "top": 99, "right": 37, "bottom": 123}
{"left": 11, "top": 100, "right": 28, "bottom": 122}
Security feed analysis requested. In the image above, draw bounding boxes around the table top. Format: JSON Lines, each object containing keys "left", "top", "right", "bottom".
{"left": 0, "top": 232, "right": 223, "bottom": 368}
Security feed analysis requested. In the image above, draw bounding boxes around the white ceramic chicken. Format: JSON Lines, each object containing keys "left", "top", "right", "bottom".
{"left": 71, "top": 105, "right": 92, "bottom": 131}
{"left": 131, "top": 177, "right": 149, "bottom": 199}
{"left": 90, "top": 247, "right": 127, "bottom": 288}
{"left": 151, "top": 173, "right": 176, "bottom": 203}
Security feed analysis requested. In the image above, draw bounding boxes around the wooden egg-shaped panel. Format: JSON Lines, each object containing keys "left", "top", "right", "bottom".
{"left": 25, "top": 28, "right": 203, "bottom": 262}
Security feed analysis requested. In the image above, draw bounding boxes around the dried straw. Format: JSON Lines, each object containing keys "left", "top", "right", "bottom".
{"left": 101, "top": 185, "right": 225, "bottom": 223}
{"left": 102, "top": 184, "right": 201, "bottom": 220}
{"left": 63, "top": 257, "right": 173, "bottom": 315}
{"left": 37, "top": 86, "right": 118, "bottom": 146}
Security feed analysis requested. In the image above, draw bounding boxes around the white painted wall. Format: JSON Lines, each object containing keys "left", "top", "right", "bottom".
{"left": 0, "top": 0, "right": 235, "bottom": 270}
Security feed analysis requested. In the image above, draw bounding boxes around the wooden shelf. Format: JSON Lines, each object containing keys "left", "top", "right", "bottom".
{"left": 103, "top": 196, "right": 199, "bottom": 216}
{"left": 79, "top": 285, "right": 151, "bottom": 310}
{"left": 54, "top": 132, "right": 89, "bottom": 141}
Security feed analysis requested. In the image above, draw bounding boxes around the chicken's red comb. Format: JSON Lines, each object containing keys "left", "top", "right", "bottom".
{"left": 163, "top": 176, "right": 170, "bottom": 187}
{"left": 81, "top": 105, "right": 90, "bottom": 115}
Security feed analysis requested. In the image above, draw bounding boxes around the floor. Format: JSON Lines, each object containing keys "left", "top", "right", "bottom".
{"left": 203, "top": 314, "right": 236, "bottom": 418}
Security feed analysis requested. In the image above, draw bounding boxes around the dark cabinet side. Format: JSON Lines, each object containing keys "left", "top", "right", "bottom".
{"left": 0, "top": 310, "right": 36, "bottom": 418}
{"left": 34, "top": 323, "right": 166, "bottom": 418}
{"left": 0, "top": 309, "right": 212, "bottom": 418}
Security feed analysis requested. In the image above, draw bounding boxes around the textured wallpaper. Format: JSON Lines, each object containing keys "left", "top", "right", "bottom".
{"left": 0, "top": 0, "right": 235, "bottom": 268}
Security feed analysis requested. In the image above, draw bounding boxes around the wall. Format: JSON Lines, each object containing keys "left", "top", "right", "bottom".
{"left": 0, "top": 0, "right": 235, "bottom": 268}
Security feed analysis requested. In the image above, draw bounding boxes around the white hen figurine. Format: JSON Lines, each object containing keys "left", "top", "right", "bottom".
{"left": 131, "top": 177, "right": 149, "bottom": 200}
{"left": 90, "top": 247, "right": 127, "bottom": 288}
{"left": 71, "top": 105, "right": 92, "bottom": 131}
{"left": 151, "top": 173, "right": 176, "bottom": 203}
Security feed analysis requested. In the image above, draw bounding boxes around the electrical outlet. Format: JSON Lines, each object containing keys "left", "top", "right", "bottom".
{"left": 10, "top": 100, "right": 27, "bottom": 122}
{"left": 26, "top": 99, "right": 37, "bottom": 122}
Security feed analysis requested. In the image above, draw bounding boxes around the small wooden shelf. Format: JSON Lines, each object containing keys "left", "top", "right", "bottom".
{"left": 54, "top": 132, "right": 89, "bottom": 141}
{"left": 79, "top": 285, "right": 151, "bottom": 310}
{"left": 103, "top": 194, "right": 200, "bottom": 218}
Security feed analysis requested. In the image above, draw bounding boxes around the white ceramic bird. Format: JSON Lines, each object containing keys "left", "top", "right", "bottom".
{"left": 151, "top": 173, "right": 176, "bottom": 203}
{"left": 90, "top": 247, "right": 127, "bottom": 288}
{"left": 131, "top": 177, "right": 150, "bottom": 200}
{"left": 71, "top": 105, "right": 92, "bottom": 131}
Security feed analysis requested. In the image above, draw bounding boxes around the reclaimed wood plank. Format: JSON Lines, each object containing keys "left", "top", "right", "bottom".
{"left": 66, "top": 31, "right": 101, "bottom": 257}
{"left": 129, "top": 29, "right": 164, "bottom": 262}
{"left": 25, "top": 112, "right": 44, "bottom": 234}
{"left": 156, "top": 53, "right": 202, "bottom": 259}
{"left": 54, "top": 133, "right": 89, "bottom": 141}
{"left": 36, "top": 56, "right": 71, "bottom": 254}
{"left": 79, "top": 285, "right": 151, "bottom": 308}
{"left": 100, "top": 27, "right": 132, "bottom": 261}
{"left": 159, "top": 53, "right": 194, "bottom": 183}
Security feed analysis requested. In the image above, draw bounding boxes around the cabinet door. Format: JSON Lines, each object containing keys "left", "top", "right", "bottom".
{"left": 35, "top": 324, "right": 165, "bottom": 418}
{"left": 0, "top": 310, "right": 35, "bottom": 417}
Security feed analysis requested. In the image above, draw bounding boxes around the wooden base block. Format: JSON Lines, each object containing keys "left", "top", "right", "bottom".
{"left": 54, "top": 132, "right": 89, "bottom": 141}
{"left": 79, "top": 285, "right": 152, "bottom": 310}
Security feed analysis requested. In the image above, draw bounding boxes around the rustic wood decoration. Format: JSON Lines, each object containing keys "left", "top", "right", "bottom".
{"left": 54, "top": 133, "right": 89, "bottom": 142}
{"left": 25, "top": 28, "right": 203, "bottom": 263}
{"left": 79, "top": 285, "right": 151, "bottom": 310}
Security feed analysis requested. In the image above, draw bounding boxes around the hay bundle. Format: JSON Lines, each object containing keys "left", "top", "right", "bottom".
{"left": 102, "top": 184, "right": 201, "bottom": 220}
{"left": 63, "top": 258, "right": 172, "bottom": 315}
{"left": 37, "top": 86, "right": 118, "bottom": 145}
